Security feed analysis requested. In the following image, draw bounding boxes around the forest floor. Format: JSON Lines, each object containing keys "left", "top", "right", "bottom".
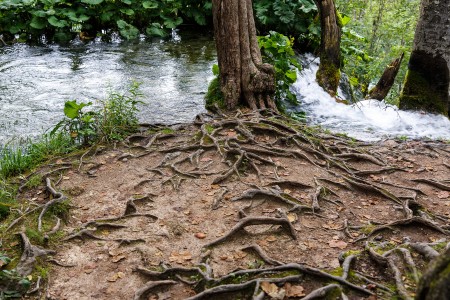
{"left": 3, "top": 109, "right": 450, "bottom": 300}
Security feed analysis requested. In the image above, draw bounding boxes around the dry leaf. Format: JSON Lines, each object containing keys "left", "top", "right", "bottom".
{"left": 200, "top": 157, "right": 213, "bottom": 162}
{"left": 195, "top": 232, "right": 206, "bottom": 239}
{"left": 107, "top": 272, "right": 125, "bottom": 282}
{"left": 328, "top": 240, "right": 348, "bottom": 249}
{"left": 266, "top": 235, "right": 277, "bottom": 242}
{"left": 261, "top": 282, "right": 279, "bottom": 297}
{"left": 284, "top": 283, "right": 305, "bottom": 297}
{"left": 112, "top": 255, "right": 126, "bottom": 263}
{"left": 287, "top": 213, "right": 298, "bottom": 223}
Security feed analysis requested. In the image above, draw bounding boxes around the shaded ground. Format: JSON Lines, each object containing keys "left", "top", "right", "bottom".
{"left": 4, "top": 110, "right": 450, "bottom": 299}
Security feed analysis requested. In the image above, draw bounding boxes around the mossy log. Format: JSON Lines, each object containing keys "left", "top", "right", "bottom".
{"left": 367, "top": 53, "right": 404, "bottom": 100}
{"left": 398, "top": 0, "right": 450, "bottom": 117}
{"left": 399, "top": 51, "right": 449, "bottom": 116}
{"left": 415, "top": 247, "right": 450, "bottom": 300}
{"left": 314, "top": 0, "right": 342, "bottom": 97}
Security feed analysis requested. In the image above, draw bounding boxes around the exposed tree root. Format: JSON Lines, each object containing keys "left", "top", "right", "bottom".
{"left": 205, "top": 214, "right": 296, "bottom": 248}
{"left": 133, "top": 280, "right": 177, "bottom": 300}
{"left": 411, "top": 178, "right": 450, "bottom": 191}
{"left": 16, "top": 232, "right": 56, "bottom": 276}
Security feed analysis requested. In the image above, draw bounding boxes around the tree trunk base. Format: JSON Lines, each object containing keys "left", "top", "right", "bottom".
{"left": 399, "top": 50, "right": 449, "bottom": 117}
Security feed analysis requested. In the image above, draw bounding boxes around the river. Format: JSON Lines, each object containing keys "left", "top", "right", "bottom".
{"left": 1, "top": 34, "right": 449, "bottom": 145}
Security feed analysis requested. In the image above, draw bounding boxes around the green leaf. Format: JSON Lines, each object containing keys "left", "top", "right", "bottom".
{"left": 81, "top": 0, "right": 104, "bottom": 4}
{"left": 121, "top": 0, "right": 132, "bottom": 4}
{"left": 163, "top": 17, "right": 183, "bottom": 29}
{"left": 64, "top": 100, "right": 91, "bottom": 119}
{"left": 120, "top": 8, "right": 134, "bottom": 16}
{"left": 30, "top": 17, "right": 47, "bottom": 29}
{"left": 142, "top": 0, "right": 157, "bottom": 9}
{"left": 117, "top": 19, "right": 140, "bottom": 39}
{"left": 146, "top": 23, "right": 167, "bottom": 37}
{"left": 47, "top": 16, "right": 68, "bottom": 28}
{"left": 212, "top": 64, "right": 219, "bottom": 76}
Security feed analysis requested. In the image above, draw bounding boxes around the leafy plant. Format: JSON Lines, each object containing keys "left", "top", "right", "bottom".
{"left": 0, "top": 253, "right": 31, "bottom": 298}
{"left": 258, "top": 31, "right": 301, "bottom": 107}
{"left": 52, "top": 82, "right": 142, "bottom": 145}
{"left": 98, "top": 81, "right": 142, "bottom": 142}
{"left": 51, "top": 100, "right": 98, "bottom": 146}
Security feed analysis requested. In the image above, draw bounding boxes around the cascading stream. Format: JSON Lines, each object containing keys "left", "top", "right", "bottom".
{"left": 1, "top": 39, "right": 449, "bottom": 145}
{"left": 291, "top": 54, "right": 450, "bottom": 141}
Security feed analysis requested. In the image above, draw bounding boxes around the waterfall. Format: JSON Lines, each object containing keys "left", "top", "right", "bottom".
{"left": 291, "top": 54, "right": 450, "bottom": 142}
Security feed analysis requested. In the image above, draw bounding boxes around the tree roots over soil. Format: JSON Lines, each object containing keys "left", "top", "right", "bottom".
{"left": 4, "top": 109, "right": 450, "bottom": 299}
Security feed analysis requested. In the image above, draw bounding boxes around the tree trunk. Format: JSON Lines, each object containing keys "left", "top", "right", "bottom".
{"left": 367, "top": 53, "right": 404, "bottom": 100}
{"left": 415, "top": 247, "right": 450, "bottom": 300}
{"left": 212, "top": 0, "right": 276, "bottom": 111}
{"left": 399, "top": 0, "right": 450, "bottom": 117}
{"left": 315, "top": 0, "right": 341, "bottom": 97}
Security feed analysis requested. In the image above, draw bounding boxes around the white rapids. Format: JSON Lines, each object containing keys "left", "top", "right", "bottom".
{"left": 291, "top": 55, "right": 450, "bottom": 142}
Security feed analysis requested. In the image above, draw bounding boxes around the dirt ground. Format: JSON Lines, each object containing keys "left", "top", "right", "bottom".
{"left": 8, "top": 110, "right": 450, "bottom": 299}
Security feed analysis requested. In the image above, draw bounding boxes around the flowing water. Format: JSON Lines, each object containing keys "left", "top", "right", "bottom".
{"left": 0, "top": 32, "right": 216, "bottom": 145}
{"left": 291, "top": 54, "right": 450, "bottom": 142}
{"left": 0, "top": 38, "right": 449, "bottom": 145}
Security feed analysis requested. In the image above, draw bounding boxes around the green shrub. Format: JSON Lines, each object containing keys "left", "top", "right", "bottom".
{"left": 258, "top": 31, "right": 301, "bottom": 108}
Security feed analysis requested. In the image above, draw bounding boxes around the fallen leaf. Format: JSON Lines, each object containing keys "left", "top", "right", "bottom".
{"left": 322, "top": 222, "right": 341, "bottom": 230}
{"left": 266, "top": 235, "right": 277, "bottom": 242}
{"left": 328, "top": 240, "right": 348, "bottom": 249}
{"left": 287, "top": 213, "right": 298, "bottom": 223}
{"left": 260, "top": 282, "right": 279, "bottom": 297}
{"left": 107, "top": 272, "right": 125, "bottom": 282}
{"left": 284, "top": 283, "right": 305, "bottom": 297}
{"left": 195, "top": 232, "right": 206, "bottom": 239}
{"left": 112, "top": 255, "right": 126, "bottom": 263}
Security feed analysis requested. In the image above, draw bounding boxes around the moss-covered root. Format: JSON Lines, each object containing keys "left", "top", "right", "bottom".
{"left": 415, "top": 247, "right": 450, "bottom": 300}
{"left": 399, "top": 50, "right": 449, "bottom": 117}
{"left": 317, "top": 57, "right": 341, "bottom": 97}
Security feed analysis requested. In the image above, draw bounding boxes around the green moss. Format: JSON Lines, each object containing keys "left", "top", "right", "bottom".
{"left": 25, "top": 174, "right": 43, "bottom": 189}
{"left": 399, "top": 70, "right": 448, "bottom": 116}
{"left": 342, "top": 250, "right": 362, "bottom": 259}
{"left": 25, "top": 228, "right": 45, "bottom": 245}
{"left": 317, "top": 59, "right": 341, "bottom": 96}
{"left": 205, "top": 124, "right": 215, "bottom": 134}
{"left": 205, "top": 77, "right": 225, "bottom": 111}
{"left": 160, "top": 128, "right": 175, "bottom": 134}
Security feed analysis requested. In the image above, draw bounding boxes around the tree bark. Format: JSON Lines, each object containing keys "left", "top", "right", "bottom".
{"left": 315, "top": 0, "right": 341, "bottom": 97}
{"left": 415, "top": 247, "right": 450, "bottom": 300}
{"left": 367, "top": 53, "right": 404, "bottom": 100}
{"left": 212, "top": 0, "right": 276, "bottom": 111}
{"left": 399, "top": 0, "right": 450, "bottom": 117}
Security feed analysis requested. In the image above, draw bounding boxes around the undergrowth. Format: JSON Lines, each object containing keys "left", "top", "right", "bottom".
{"left": 0, "top": 82, "right": 142, "bottom": 222}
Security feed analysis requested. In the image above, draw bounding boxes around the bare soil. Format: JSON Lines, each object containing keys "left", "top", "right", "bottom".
{"left": 8, "top": 110, "right": 450, "bottom": 299}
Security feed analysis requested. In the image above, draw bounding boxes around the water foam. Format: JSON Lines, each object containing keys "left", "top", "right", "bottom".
{"left": 291, "top": 55, "right": 450, "bottom": 142}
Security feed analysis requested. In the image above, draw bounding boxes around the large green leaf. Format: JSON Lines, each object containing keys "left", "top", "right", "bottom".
{"left": 64, "top": 100, "right": 91, "bottom": 119}
{"left": 142, "top": 1, "right": 158, "bottom": 9}
{"left": 146, "top": 23, "right": 167, "bottom": 37}
{"left": 163, "top": 16, "right": 182, "bottom": 29}
{"left": 81, "top": 0, "right": 104, "bottom": 5}
{"left": 117, "top": 19, "right": 139, "bottom": 39}
{"left": 30, "top": 16, "right": 47, "bottom": 29}
{"left": 120, "top": 8, "right": 134, "bottom": 16}
{"left": 48, "top": 16, "right": 68, "bottom": 28}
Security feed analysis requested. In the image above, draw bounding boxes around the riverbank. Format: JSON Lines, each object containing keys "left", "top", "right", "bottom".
{"left": 1, "top": 109, "right": 449, "bottom": 299}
